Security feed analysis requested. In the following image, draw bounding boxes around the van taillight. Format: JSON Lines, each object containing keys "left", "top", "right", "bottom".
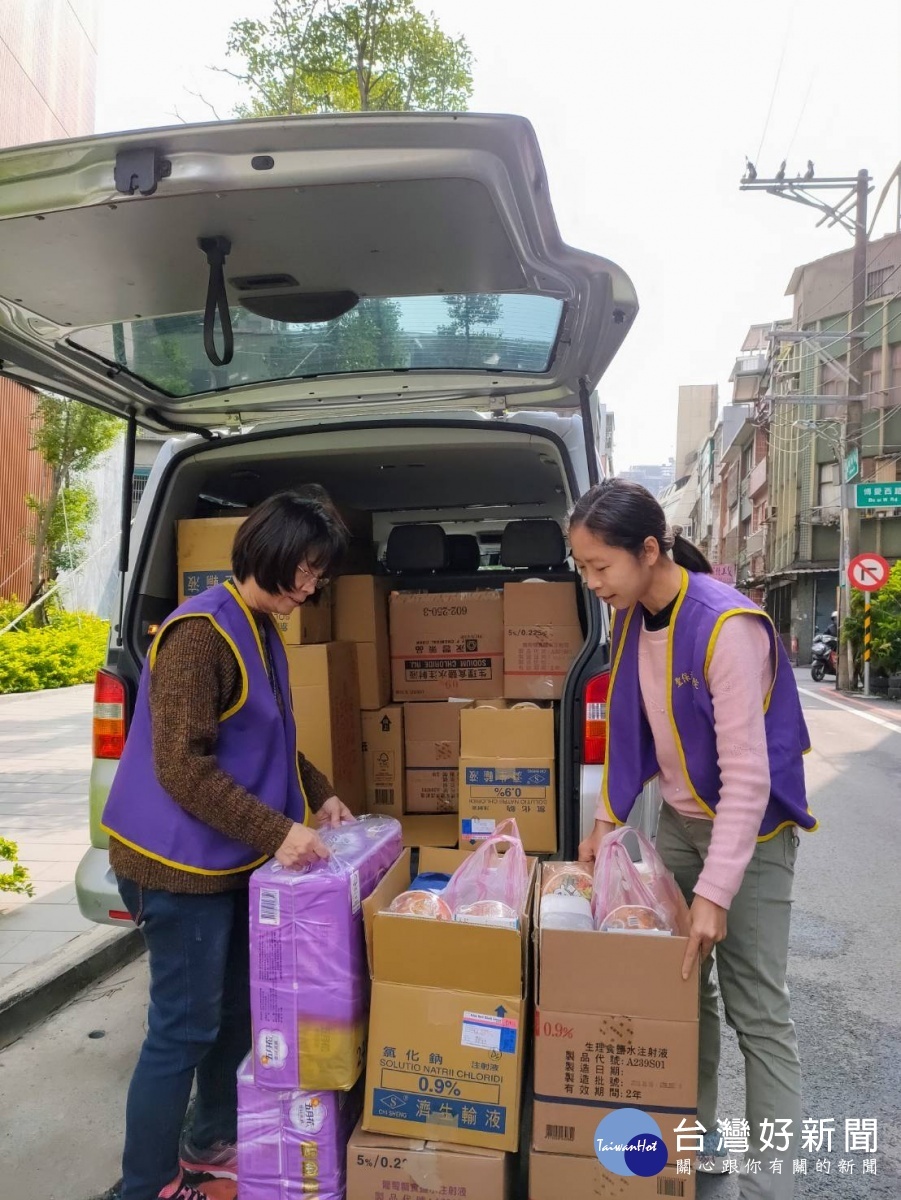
{"left": 583, "top": 672, "right": 609, "bottom": 764}
{"left": 94, "top": 670, "right": 126, "bottom": 759}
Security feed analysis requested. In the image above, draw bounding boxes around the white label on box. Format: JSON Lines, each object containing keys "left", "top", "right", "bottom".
{"left": 350, "top": 869, "right": 361, "bottom": 914}
{"left": 461, "top": 1010, "right": 518, "bottom": 1054}
{"left": 461, "top": 818, "right": 496, "bottom": 840}
{"left": 258, "top": 888, "right": 280, "bottom": 926}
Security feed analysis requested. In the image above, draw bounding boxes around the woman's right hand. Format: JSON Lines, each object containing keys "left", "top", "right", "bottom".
{"left": 275, "top": 822, "right": 330, "bottom": 869}
{"left": 578, "top": 819, "right": 616, "bottom": 863}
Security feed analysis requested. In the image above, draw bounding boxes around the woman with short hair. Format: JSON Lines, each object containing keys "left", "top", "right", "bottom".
{"left": 103, "top": 488, "right": 354, "bottom": 1200}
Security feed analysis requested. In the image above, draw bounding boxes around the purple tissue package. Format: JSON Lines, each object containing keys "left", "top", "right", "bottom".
{"left": 250, "top": 815, "right": 402, "bottom": 1092}
{"left": 237, "top": 1053, "right": 361, "bottom": 1200}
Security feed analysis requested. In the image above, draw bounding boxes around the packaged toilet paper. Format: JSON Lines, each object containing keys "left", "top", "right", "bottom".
{"left": 237, "top": 1053, "right": 361, "bottom": 1200}
{"left": 250, "top": 816, "right": 402, "bottom": 1091}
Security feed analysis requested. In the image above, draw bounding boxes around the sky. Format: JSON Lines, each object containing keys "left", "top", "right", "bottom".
{"left": 92, "top": 0, "right": 901, "bottom": 470}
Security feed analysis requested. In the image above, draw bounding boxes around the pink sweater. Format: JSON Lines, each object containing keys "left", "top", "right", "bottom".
{"left": 596, "top": 613, "right": 774, "bottom": 910}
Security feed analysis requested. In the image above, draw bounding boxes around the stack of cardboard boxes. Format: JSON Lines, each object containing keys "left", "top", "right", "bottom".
{"left": 175, "top": 518, "right": 581, "bottom": 852}
{"left": 347, "top": 846, "right": 536, "bottom": 1199}
{"left": 529, "top": 862, "right": 700, "bottom": 1199}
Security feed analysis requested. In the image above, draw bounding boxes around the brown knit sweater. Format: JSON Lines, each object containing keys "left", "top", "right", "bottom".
{"left": 109, "top": 617, "right": 336, "bottom": 894}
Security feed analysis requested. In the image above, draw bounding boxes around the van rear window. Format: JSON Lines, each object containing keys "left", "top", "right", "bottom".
{"left": 69, "top": 293, "right": 564, "bottom": 398}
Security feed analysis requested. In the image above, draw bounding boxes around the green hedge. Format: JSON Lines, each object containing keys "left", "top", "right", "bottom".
{"left": 0, "top": 610, "right": 109, "bottom": 694}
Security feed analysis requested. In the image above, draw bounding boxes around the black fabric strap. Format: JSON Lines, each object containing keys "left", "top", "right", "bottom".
{"left": 198, "top": 236, "right": 234, "bottom": 368}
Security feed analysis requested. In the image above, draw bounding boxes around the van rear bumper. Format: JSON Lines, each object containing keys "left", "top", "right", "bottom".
{"left": 75, "top": 846, "right": 133, "bottom": 926}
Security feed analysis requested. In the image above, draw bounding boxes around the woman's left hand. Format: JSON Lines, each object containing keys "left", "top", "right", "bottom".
{"left": 681, "top": 895, "right": 728, "bottom": 981}
{"left": 316, "top": 795, "right": 355, "bottom": 828}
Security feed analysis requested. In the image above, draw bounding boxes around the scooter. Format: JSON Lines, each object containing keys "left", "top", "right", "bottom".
{"left": 810, "top": 632, "right": 837, "bottom": 682}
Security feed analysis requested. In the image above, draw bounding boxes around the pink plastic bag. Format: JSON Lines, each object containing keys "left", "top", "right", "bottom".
{"left": 591, "top": 827, "right": 691, "bottom": 936}
{"left": 442, "top": 818, "right": 530, "bottom": 916}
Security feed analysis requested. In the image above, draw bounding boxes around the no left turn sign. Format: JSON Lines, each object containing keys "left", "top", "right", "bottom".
{"left": 848, "top": 553, "right": 890, "bottom": 592}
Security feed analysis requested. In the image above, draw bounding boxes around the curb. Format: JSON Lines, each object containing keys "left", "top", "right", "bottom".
{"left": 0, "top": 923, "right": 144, "bottom": 1049}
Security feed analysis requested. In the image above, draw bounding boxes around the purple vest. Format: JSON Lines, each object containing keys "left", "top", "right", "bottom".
{"left": 102, "top": 581, "right": 309, "bottom": 875}
{"left": 602, "top": 569, "right": 816, "bottom": 839}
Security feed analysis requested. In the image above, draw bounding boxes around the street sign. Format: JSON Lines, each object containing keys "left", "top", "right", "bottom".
{"left": 847, "top": 553, "right": 889, "bottom": 592}
{"left": 844, "top": 447, "right": 859, "bottom": 483}
{"left": 855, "top": 482, "right": 901, "bottom": 508}
{"left": 711, "top": 563, "right": 735, "bottom": 586}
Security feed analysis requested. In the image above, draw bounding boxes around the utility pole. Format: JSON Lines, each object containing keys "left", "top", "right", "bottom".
{"left": 740, "top": 162, "right": 871, "bottom": 689}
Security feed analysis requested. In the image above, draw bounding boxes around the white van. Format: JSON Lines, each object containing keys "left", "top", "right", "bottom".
{"left": 0, "top": 113, "right": 638, "bottom": 923}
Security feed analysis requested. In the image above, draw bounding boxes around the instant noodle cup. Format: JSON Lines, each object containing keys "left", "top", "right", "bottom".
{"left": 388, "top": 890, "right": 453, "bottom": 920}
{"left": 599, "top": 904, "right": 671, "bottom": 934}
{"left": 541, "top": 861, "right": 593, "bottom": 902}
{"left": 454, "top": 900, "right": 519, "bottom": 929}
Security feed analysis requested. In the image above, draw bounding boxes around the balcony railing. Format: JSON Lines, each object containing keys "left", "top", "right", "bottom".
{"left": 732, "top": 353, "right": 768, "bottom": 377}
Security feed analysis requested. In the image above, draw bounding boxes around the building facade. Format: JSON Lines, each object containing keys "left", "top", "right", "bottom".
{"left": 0, "top": 1, "right": 99, "bottom": 600}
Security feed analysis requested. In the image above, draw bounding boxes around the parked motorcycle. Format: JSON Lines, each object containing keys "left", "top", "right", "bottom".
{"left": 810, "top": 632, "right": 838, "bottom": 682}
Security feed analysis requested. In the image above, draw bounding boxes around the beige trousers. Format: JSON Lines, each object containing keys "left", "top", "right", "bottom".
{"left": 654, "top": 802, "right": 802, "bottom": 1200}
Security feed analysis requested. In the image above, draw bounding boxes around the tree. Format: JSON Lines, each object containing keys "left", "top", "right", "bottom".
{"left": 26, "top": 395, "right": 121, "bottom": 616}
{"left": 437, "top": 293, "right": 502, "bottom": 368}
{"left": 223, "top": 0, "right": 473, "bottom": 117}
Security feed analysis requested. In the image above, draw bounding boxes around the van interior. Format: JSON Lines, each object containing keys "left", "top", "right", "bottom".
{"left": 127, "top": 419, "right": 590, "bottom": 660}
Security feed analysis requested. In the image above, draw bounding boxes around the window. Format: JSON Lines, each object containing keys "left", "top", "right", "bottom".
{"left": 867, "top": 266, "right": 896, "bottom": 300}
{"left": 863, "top": 348, "right": 882, "bottom": 401}
{"left": 817, "top": 462, "right": 840, "bottom": 510}
{"left": 741, "top": 443, "right": 753, "bottom": 478}
{"left": 69, "top": 294, "right": 566, "bottom": 397}
{"left": 131, "top": 468, "right": 150, "bottom": 518}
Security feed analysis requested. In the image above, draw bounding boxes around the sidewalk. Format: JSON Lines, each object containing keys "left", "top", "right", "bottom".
{"left": 0, "top": 684, "right": 95, "bottom": 983}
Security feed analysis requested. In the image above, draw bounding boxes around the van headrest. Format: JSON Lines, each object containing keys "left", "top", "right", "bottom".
{"left": 446, "top": 534, "right": 481, "bottom": 572}
{"left": 385, "top": 524, "right": 448, "bottom": 573}
{"left": 499, "top": 520, "right": 566, "bottom": 568}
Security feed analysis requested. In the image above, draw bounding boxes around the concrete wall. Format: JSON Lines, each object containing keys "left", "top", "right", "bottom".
{"left": 675, "top": 385, "right": 719, "bottom": 481}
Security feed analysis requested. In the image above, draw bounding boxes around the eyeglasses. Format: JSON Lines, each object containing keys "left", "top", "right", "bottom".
{"left": 296, "top": 563, "right": 330, "bottom": 590}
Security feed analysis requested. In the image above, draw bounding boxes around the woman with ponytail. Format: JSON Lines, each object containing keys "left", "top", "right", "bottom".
{"left": 571, "top": 478, "right": 815, "bottom": 1196}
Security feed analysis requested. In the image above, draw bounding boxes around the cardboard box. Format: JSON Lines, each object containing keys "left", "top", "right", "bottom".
{"left": 288, "top": 642, "right": 365, "bottom": 814}
{"left": 334, "top": 576, "right": 391, "bottom": 710}
{"left": 176, "top": 516, "right": 244, "bottom": 602}
{"left": 389, "top": 591, "right": 504, "bottom": 701}
{"left": 533, "top": 1099, "right": 698, "bottom": 1167}
{"left": 362, "top": 707, "right": 404, "bottom": 818}
{"left": 361, "top": 849, "right": 534, "bottom": 1153}
{"left": 404, "top": 703, "right": 461, "bottom": 814}
{"left": 458, "top": 703, "right": 557, "bottom": 854}
{"left": 347, "top": 1120, "right": 509, "bottom": 1200}
{"left": 529, "top": 1148, "right": 695, "bottom": 1200}
{"left": 398, "top": 814, "right": 459, "bottom": 849}
{"left": 533, "top": 864, "right": 699, "bottom": 1159}
{"left": 503, "top": 581, "right": 582, "bottom": 700}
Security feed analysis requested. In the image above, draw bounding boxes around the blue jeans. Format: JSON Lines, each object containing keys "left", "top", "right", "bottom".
{"left": 116, "top": 878, "right": 251, "bottom": 1200}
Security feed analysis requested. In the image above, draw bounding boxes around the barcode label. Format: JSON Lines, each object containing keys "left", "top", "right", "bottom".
{"left": 657, "top": 1180, "right": 685, "bottom": 1197}
{"left": 374, "top": 789, "right": 394, "bottom": 805}
{"left": 258, "top": 888, "right": 280, "bottom": 926}
{"left": 544, "top": 1124, "right": 575, "bottom": 1142}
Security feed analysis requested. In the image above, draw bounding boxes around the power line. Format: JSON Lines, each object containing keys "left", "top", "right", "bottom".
{"left": 755, "top": 0, "right": 798, "bottom": 166}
